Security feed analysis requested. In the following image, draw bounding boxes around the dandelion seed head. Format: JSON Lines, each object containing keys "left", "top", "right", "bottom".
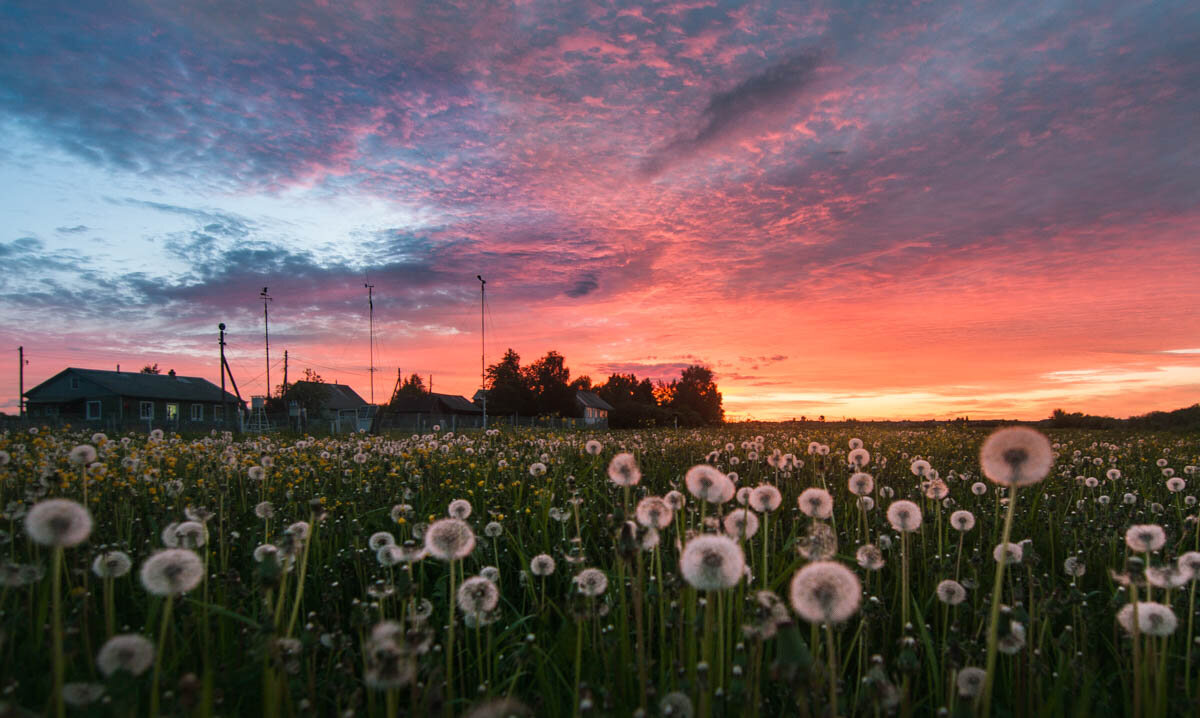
{"left": 585, "top": 439, "right": 603, "bottom": 456}
{"left": 457, "top": 575, "right": 500, "bottom": 617}
{"left": 980, "top": 427, "right": 1053, "bottom": 487}
{"left": 424, "top": 518, "right": 476, "bottom": 561}
{"left": 92, "top": 550, "right": 132, "bottom": 578}
{"left": 686, "top": 464, "right": 734, "bottom": 504}
{"left": 448, "top": 499, "right": 472, "bottom": 520}
{"left": 950, "top": 510, "right": 975, "bottom": 532}
{"left": 1117, "top": 602, "right": 1178, "bottom": 636}
{"left": 789, "top": 561, "right": 862, "bottom": 624}
{"left": 139, "top": 548, "right": 203, "bottom": 596}
{"left": 936, "top": 579, "right": 967, "bottom": 605}
{"left": 574, "top": 567, "right": 608, "bottom": 596}
{"left": 956, "top": 667, "right": 986, "bottom": 698}
{"left": 848, "top": 473, "right": 874, "bottom": 496}
{"left": 24, "top": 498, "right": 93, "bottom": 547}
{"left": 607, "top": 453, "right": 641, "bottom": 486}
{"left": 856, "top": 544, "right": 885, "bottom": 571}
{"left": 635, "top": 497, "right": 672, "bottom": 529}
{"left": 1125, "top": 524, "right": 1166, "bottom": 553}
{"left": 723, "top": 509, "right": 760, "bottom": 540}
{"left": 748, "top": 485, "right": 782, "bottom": 513}
{"left": 797, "top": 488, "right": 834, "bottom": 519}
{"left": 96, "top": 634, "right": 155, "bottom": 677}
{"left": 992, "top": 542, "right": 1024, "bottom": 565}
{"left": 886, "top": 500, "right": 922, "bottom": 533}
{"left": 680, "top": 535, "right": 745, "bottom": 591}
{"left": 530, "top": 554, "right": 556, "bottom": 577}
{"left": 69, "top": 444, "right": 97, "bottom": 466}
{"left": 369, "top": 532, "right": 395, "bottom": 551}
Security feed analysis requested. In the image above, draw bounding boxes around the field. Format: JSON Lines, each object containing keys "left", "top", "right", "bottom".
{"left": 1, "top": 424, "right": 1198, "bottom": 717}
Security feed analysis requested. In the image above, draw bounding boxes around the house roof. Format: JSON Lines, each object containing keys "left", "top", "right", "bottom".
{"left": 25, "top": 368, "right": 241, "bottom": 404}
{"left": 285, "top": 381, "right": 368, "bottom": 410}
{"left": 389, "top": 392, "right": 483, "bottom": 415}
{"left": 575, "top": 390, "right": 614, "bottom": 411}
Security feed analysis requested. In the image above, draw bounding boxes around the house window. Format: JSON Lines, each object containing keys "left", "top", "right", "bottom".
{"left": 86, "top": 401, "right": 101, "bottom": 420}
{"left": 70, "top": 377, "right": 80, "bottom": 389}
{"left": 213, "top": 405, "right": 223, "bottom": 422}
{"left": 190, "top": 404, "right": 203, "bottom": 421}
{"left": 140, "top": 401, "right": 154, "bottom": 420}
{"left": 166, "top": 403, "right": 179, "bottom": 422}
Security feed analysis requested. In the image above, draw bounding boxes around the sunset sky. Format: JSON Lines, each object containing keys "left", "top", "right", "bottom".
{"left": 2, "top": 0, "right": 1198, "bottom": 421}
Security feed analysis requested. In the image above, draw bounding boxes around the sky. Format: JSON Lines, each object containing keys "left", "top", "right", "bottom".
{"left": 1, "top": 0, "right": 1198, "bottom": 421}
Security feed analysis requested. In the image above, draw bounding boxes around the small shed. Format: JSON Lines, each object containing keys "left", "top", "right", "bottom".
{"left": 575, "top": 391, "right": 614, "bottom": 427}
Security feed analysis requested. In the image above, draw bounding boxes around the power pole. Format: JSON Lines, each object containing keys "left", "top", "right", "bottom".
{"left": 18, "top": 346, "right": 25, "bottom": 419}
{"left": 260, "top": 287, "right": 272, "bottom": 397}
{"left": 218, "top": 324, "right": 227, "bottom": 426}
{"left": 477, "top": 275, "right": 487, "bottom": 428}
{"left": 282, "top": 350, "right": 288, "bottom": 393}
{"left": 365, "top": 282, "right": 375, "bottom": 404}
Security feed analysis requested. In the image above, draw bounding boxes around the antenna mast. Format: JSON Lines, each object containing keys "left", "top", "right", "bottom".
{"left": 260, "top": 287, "right": 272, "bottom": 397}
{"left": 365, "top": 281, "right": 375, "bottom": 404}
{"left": 477, "top": 275, "right": 487, "bottom": 428}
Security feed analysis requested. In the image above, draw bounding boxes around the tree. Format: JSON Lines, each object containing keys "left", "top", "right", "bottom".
{"left": 141, "top": 363, "right": 161, "bottom": 374}
{"left": 595, "top": 373, "right": 664, "bottom": 428}
{"left": 669, "top": 365, "right": 723, "bottom": 426}
{"left": 524, "top": 351, "right": 574, "bottom": 417}
{"left": 486, "top": 349, "right": 535, "bottom": 416}
{"left": 398, "top": 373, "right": 427, "bottom": 398}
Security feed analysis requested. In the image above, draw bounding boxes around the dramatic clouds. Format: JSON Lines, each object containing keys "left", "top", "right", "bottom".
{"left": 1, "top": 0, "right": 1198, "bottom": 419}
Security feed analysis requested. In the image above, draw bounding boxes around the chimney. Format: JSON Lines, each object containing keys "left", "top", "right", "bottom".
{"left": 168, "top": 369, "right": 176, "bottom": 378}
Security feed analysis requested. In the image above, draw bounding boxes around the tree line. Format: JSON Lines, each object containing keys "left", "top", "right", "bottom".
{"left": 478, "top": 349, "right": 724, "bottom": 427}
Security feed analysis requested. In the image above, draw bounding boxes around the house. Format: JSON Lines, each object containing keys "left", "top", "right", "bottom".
{"left": 575, "top": 391, "right": 614, "bottom": 427}
{"left": 282, "top": 381, "right": 374, "bottom": 433}
{"left": 390, "top": 392, "right": 483, "bottom": 416}
{"left": 23, "top": 367, "right": 244, "bottom": 428}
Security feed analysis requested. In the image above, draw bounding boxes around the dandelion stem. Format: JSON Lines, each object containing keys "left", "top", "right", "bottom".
{"left": 50, "top": 546, "right": 65, "bottom": 718}
{"left": 825, "top": 622, "right": 839, "bottom": 718}
{"left": 150, "top": 594, "right": 174, "bottom": 718}
{"left": 980, "top": 484, "right": 1018, "bottom": 718}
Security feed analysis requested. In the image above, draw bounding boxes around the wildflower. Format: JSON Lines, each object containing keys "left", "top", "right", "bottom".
{"left": 924, "top": 478, "right": 949, "bottom": 500}
{"left": 723, "top": 509, "right": 760, "bottom": 540}
{"left": 886, "top": 500, "right": 922, "bottom": 532}
{"left": 1168, "top": 477, "right": 1186, "bottom": 493}
{"left": 635, "top": 497, "right": 672, "bottom": 529}
{"left": 664, "top": 490, "right": 686, "bottom": 510}
{"left": 1125, "top": 524, "right": 1166, "bottom": 553}
{"left": 858, "top": 496, "right": 875, "bottom": 511}
{"left": 248, "top": 466, "right": 265, "bottom": 481}
{"left": 480, "top": 566, "right": 500, "bottom": 582}
{"left": 530, "top": 554, "right": 556, "bottom": 577}
{"left": 448, "top": 499, "right": 472, "bottom": 520}
{"left": 24, "top": 498, "right": 93, "bottom": 547}
{"left": 369, "top": 532, "right": 395, "bottom": 551}
{"left": 910, "top": 459, "right": 931, "bottom": 477}
{"left": 390, "top": 504, "right": 413, "bottom": 522}
{"left": 856, "top": 544, "right": 885, "bottom": 570}
{"left": 1177, "top": 552, "right": 1200, "bottom": 578}
{"left": 848, "top": 472, "right": 874, "bottom": 496}
{"left": 998, "top": 622, "right": 1026, "bottom": 654}
{"left": 979, "top": 427, "right": 1053, "bottom": 487}
{"left": 424, "top": 519, "right": 476, "bottom": 561}
{"left": 585, "top": 439, "right": 603, "bottom": 456}
{"left": 457, "top": 576, "right": 500, "bottom": 618}
{"left": 936, "top": 579, "right": 967, "bottom": 605}
{"left": 364, "top": 623, "right": 415, "bottom": 689}
{"left": 950, "top": 510, "right": 975, "bottom": 532}
{"left": 848, "top": 448, "right": 870, "bottom": 469}
{"left": 574, "top": 568, "right": 608, "bottom": 596}
{"left": 957, "top": 667, "right": 987, "bottom": 698}
{"left": 68, "top": 444, "right": 97, "bottom": 465}
{"left": 1146, "top": 565, "right": 1191, "bottom": 589}
{"left": 797, "top": 488, "right": 833, "bottom": 519}
{"left": 797, "top": 521, "right": 838, "bottom": 561}
{"left": 789, "top": 561, "right": 862, "bottom": 624}
{"left": 1117, "top": 602, "right": 1178, "bottom": 636}
{"left": 254, "top": 501, "right": 274, "bottom": 519}
{"left": 993, "top": 542, "right": 1024, "bottom": 565}
{"left": 484, "top": 521, "right": 503, "bottom": 538}
{"left": 1084, "top": 477, "right": 1099, "bottom": 488}
{"left": 1107, "top": 468, "right": 1122, "bottom": 481}
{"left": 287, "top": 521, "right": 311, "bottom": 541}
{"left": 139, "top": 549, "right": 203, "bottom": 596}
{"left": 173, "top": 521, "right": 207, "bottom": 549}
{"left": 61, "top": 682, "right": 105, "bottom": 707}
{"left": 1063, "top": 556, "right": 1086, "bottom": 577}
{"left": 680, "top": 535, "right": 745, "bottom": 591}
{"left": 96, "top": 634, "right": 155, "bottom": 677}
{"left": 607, "top": 453, "right": 641, "bottom": 486}
{"left": 685, "top": 465, "right": 734, "bottom": 504}
{"left": 748, "top": 485, "right": 782, "bottom": 512}
{"left": 659, "top": 691, "right": 694, "bottom": 718}
{"left": 253, "top": 544, "right": 280, "bottom": 563}
{"left": 971, "top": 482, "right": 987, "bottom": 496}
{"left": 528, "top": 463, "right": 547, "bottom": 477}
{"left": 92, "top": 550, "right": 132, "bottom": 578}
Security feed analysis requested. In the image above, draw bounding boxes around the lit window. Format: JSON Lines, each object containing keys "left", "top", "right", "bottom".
{"left": 166, "top": 404, "right": 179, "bottom": 421}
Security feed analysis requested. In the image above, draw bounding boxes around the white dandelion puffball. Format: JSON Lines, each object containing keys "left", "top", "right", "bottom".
{"left": 25, "top": 499, "right": 93, "bottom": 547}
{"left": 748, "top": 485, "right": 782, "bottom": 513}
{"left": 368, "top": 532, "right": 396, "bottom": 551}
{"left": 680, "top": 534, "right": 746, "bottom": 591}
{"left": 484, "top": 521, "right": 503, "bottom": 538}
{"left": 1117, "top": 602, "right": 1178, "bottom": 637}
{"left": 1063, "top": 556, "right": 1086, "bottom": 578}
{"left": 457, "top": 576, "right": 500, "bottom": 618}
{"left": 847, "top": 448, "right": 870, "bottom": 469}
{"left": 992, "top": 542, "right": 1024, "bottom": 565}
{"left": 910, "top": 459, "right": 931, "bottom": 477}
{"left": 92, "top": 550, "right": 133, "bottom": 578}
{"left": 635, "top": 497, "right": 673, "bottom": 529}
{"left": 950, "top": 510, "right": 975, "bottom": 532}
{"left": 664, "top": 490, "right": 686, "bottom": 510}
{"left": 723, "top": 509, "right": 760, "bottom": 540}
{"left": 139, "top": 548, "right": 204, "bottom": 596}
{"left": 254, "top": 501, "right": 275, "bottom": 519}
{"left": 886, "top": 500, "right": 922, "bottom": 533}
{"left": 685, "top": 465, "right": 734, "bottom": 504}
{"left": 96, "top": 634, "right": 155, "bottom": 677}
{"left": 1125, "top": 524, "right": 1166, "bottom": 553}
{"left": 788, "top": 561, "right": 862, "bottom": 624}
{"left": 530, "top": 554, "right": 556, "bottom": 577}
{"left": 574, "top": 568, "right": 608, "bottom": 597}
{"left": 1167, "top": 477, "right": 1186, "bottom": 493}
{"left": 979, "top": 426, "right": 1053, "bottom": 487}
{"left": 448, "top": 499, "right": 472, "bottom": 519}
{"left": 607, "top": 453, "right": 641, "bottom": 487}
{"left": 69, "top": 444, "right": 98, "bottom": 466}
{"left": 856, "top": 544, "right": 885, "bottom": 571}
{"left": 423, "top": 518, "right": 476, "bottom": 561}
{"left": 797, "top": 488, "right": 834, "bottom": 519}
{"left": 936, "top": 579, "right": 967, "bottom": 605}
{"left": 848, "top": 473, "right": 874, "bottom": 496}
{"left": 585, "top": 439, "right": 603, "bottom": 455}
{"left": 957, "top": 667, "right": 986, "bottom": 698}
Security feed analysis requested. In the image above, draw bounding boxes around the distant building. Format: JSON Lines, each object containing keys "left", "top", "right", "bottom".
{"left": 282, "top": 380, "right": 374, "bottom": 433}
{"left": 575, "top": 391, "right": 614, "bottom": 427}
{"left": 23, "top": 367, "right": 244, "bottom": 428}
{"left": 389, "top": 392, "right": 483, "bottom": 417}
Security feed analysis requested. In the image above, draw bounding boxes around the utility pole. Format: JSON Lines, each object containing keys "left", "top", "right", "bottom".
{"left": 18, "top": 346, "right": 25, "bottom": 419}
{"left": 365, "top": 281, "right": 375, "bottom": 404}
{"left": 260, "top": 287, "right": 272, "bottom": 397}
{"left": 282, "top": 350, "right": 288, "bottom": 393}
{"left": 477, "top": 275, "right": 487, "bottom": 428}
{"left": 218, "top": 324, "right": 227, "bottom": 427}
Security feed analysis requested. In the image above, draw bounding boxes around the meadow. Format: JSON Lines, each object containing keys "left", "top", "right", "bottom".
{"left": 1, "top": 423, "right": 1198, "bottom": 718}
